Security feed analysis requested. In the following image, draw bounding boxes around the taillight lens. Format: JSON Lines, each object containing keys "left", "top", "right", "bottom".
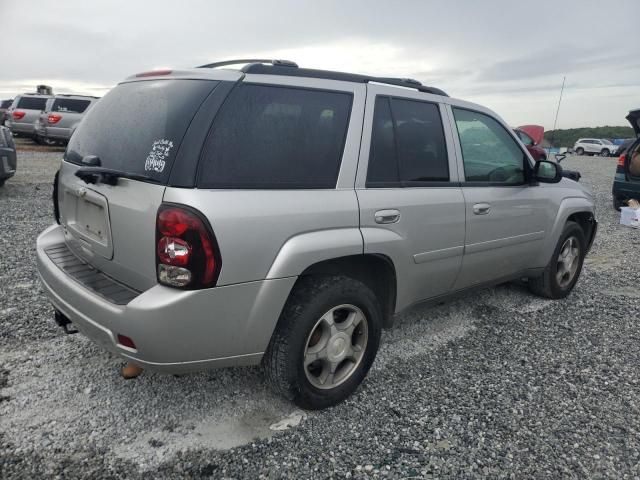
{"left": 48, "top": 114, "right": 62, "bottom": 124}
{"left": 136, "top": 69, "right": 172, "bottom": 77}
{"left": 12, "top": 111, "right": 25, "bottom": 120}
{"left": 156, "top": 204, "right": 221, "bottom": 289}
{"left": 618, "top": 154, "right": 626, "bottom": 167}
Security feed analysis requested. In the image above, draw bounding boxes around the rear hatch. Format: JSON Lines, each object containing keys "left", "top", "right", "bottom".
{"left": 47, "top": 97, "right": 93, "bottom": 131}
{"left": 624, "top": 109, "right": 640, "bottom": 181}
{"left": 58, "top": 77, "right": 222, "bottom": 291}
{"left": 12, "top": 96, "right": 49, "bottom": 126}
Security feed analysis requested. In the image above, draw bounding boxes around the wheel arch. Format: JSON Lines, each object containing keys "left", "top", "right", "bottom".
{"left": 297, "top": 254, "right": 398, "bottom": 329}
{"left": 542, "top": 198, "right": 596, "bottom": 265}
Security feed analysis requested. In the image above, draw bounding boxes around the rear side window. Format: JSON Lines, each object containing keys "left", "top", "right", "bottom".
{"left": 367, "top": 96, "right": 449, "bottom": 187}
{"left": 66, "top": 79, "right": 218, "bottom": 184}
{"left": 0, "top": 100, "right": 12, "bottom": 109}
{"left": 51, "top": 98, "right": 92, "bottom": 113}
{"left": 17, "top": 97, "right": 48, "bottom": 110}
{"left": 198, "top": 84, "right": 352, "bottom": 189}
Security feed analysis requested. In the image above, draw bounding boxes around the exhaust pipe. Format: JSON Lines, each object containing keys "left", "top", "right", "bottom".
{"left": 54, "top": 309, "right": 78, "bottom": 334}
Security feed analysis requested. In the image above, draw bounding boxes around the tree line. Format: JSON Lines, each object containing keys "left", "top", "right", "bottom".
{"left": 543, "top": 126, "right": 635, "bottom": 147}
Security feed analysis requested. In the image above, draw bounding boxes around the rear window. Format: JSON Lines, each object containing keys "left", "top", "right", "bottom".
{"left": 66, "top": 79, "right": 218, "bottom": 184}
{"left": 1, "top": 100, "right": 12, "bottom": 109}
{"left": 198, "top": 84, "right": 352, "bottom": 189}
{"left": 17, "top": 97, "right": 48, "bottom": 110}
{"left": 51, "top": 98, "right": 92, "bottom": 113}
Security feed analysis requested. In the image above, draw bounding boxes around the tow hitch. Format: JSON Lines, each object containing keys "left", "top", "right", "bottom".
{"left": 54, "top": 310, "right": 78, "bottom": 335}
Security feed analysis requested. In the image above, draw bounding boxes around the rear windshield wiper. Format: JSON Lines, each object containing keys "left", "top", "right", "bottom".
{"left": 75, "top": 167, "right": 160, "bottom": 185}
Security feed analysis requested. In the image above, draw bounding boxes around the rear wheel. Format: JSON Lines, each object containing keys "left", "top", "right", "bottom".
{"left": 576, "top": 147, "right": 584, "bottom": 155}
{"left": 528, "top": 221, "right": 586, "bottom": 299}
{"left": 613, "top": 196, "right": 623, "bottom": 211}
{"left": 263, "top": 275, "right": 382, "bottom": 409}
{"left": 601, "top": 148, "right": 610, "bottom": 157}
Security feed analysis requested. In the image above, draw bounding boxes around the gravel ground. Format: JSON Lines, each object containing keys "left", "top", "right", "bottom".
{"left": 1, "top": 144, "right": 639, "bottom": 479}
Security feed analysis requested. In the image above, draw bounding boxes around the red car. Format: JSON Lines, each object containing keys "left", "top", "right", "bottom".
{"left": 514, "top": 125, "right": 547, "bottom": 161}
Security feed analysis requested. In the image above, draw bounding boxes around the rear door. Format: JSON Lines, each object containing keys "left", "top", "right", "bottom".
{"left": 447, "top": 105, "right": 549, "bottom": 289}
{"left": 356, "top": 84, "right": 465, "bottom": 310}
{"left": 57, "top": 76, "right": 228, "bottom": 291}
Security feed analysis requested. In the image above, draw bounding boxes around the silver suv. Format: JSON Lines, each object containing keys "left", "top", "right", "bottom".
{"left": 36, "top": 60, "right": 597, "bottom": 409}
{"left": 35, "top": 94, "right": 99, "bottom": 145}
{"left": 6, "top": 93, "right": 52, "bottom": 138}
{"left": 574, "top": 138, "right": 619, "bottom": 157}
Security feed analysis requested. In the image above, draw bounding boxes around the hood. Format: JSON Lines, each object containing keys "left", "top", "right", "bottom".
{"left": 517, "top": 125, "right": 545, "bottom": 145}
{"left": 626, "top": 109, "right": 640, "bottom": 136}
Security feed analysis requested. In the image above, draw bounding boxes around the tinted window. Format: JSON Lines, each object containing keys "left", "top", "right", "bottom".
{"left": 198, "top": 84, "right": 352, "bottom": 189}
{"left": 367, "top": 96, "right": 449, "bottom": 187}
{"left": 453, "top": 108, "right": 525, "bottom": 184}
{"left": 0, "top": 100, "right": 12, "bottom": 109}
{"left": 52, "top": 98, "right": 92, "bottom": 113}
{"left": 66, "top": 79, "right": 218, "bottom": 184}
{"left": 17, "top": 97, "right": 48, "bottom": 110}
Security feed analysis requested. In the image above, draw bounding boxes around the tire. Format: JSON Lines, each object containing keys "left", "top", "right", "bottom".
{"left": 37, "top": 135, "right": 57, "bottom": 146}
{"left": 0, "top": 179, "right": 5, "bottom": 187}
{"left": 263, "top": 275, "right": 382, "bottom": 410}
{"left": 576, "top": 147, "right": 584, "bottom": 155}
{"left": 528, "top": 221, "right": 586, "bottom": 299}
{"left": 601, "top": 148, "right": 610, "bottom": 157}
{"left": 613, "top": 196, "right": 623, "bottom": 211}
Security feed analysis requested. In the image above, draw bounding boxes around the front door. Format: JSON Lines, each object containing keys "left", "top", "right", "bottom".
{"left": 356, "top": 85, "right": 466, "bottom": 311}
{"left": 447, "top": 106, "right": 549, "bottom": 289}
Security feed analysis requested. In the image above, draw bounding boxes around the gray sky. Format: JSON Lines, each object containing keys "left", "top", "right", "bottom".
{"left": 2, "top": 0, "right": 638, "bottom": 129}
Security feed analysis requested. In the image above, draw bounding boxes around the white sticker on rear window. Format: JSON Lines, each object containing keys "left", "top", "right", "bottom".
{"left": 144, "top": 139, "right": 174, "bottom": 173}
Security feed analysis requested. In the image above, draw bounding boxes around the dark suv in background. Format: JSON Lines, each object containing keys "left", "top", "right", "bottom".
{"left": 0, "top": 99, "right": 13, "bottom": 125}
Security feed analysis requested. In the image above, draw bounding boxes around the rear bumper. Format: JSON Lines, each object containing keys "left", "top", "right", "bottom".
{"left": 36, "top": 225, "right": 296, "bottom": 373}
{"left": 613, "top": 179, "right": 640, "bottom": 199}
{"left": 42, "top": 126, "right": 72, "bottom": 140}
{"left": 7, "top": 121, "right": 35, "bottom": 135}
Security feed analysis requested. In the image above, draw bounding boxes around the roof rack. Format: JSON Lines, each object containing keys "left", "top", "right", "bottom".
{"left": 195, "top": 60, "right": 448, "bottom": 97}
{"left": 197, "top": 59, "right": 298, "bottom": 69}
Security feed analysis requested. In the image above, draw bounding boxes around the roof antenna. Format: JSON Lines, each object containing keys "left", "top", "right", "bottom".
{"left": 549, "top": 76, "right": 566, "bottom": 153}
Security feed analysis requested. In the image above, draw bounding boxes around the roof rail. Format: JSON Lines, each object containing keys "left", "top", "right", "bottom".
{"left": 196, "top": 59, "right": 298, "bottom": 69}
{"left": 198, "top": 61, "right": 448, "bottom": 96}
{"left": 367, "top": 77, "right": 448, "bottom": 96}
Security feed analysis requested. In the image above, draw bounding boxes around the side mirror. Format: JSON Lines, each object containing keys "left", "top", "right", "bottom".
{"left": 534, "top": 159, "right": 562, "bottom": 183}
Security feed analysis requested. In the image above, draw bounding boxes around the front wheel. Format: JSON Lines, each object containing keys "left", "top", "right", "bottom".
{"left": 576, "top": 147, "right": 584, "bottom": 155}
{"left": 528, "top": 221, "right": 586, "bottom": 299}
{"left": 263, "top": 275, "right": 382, "bottom": 409}
{"left": 601, "top": 148, "right": 610, "bottom": 157}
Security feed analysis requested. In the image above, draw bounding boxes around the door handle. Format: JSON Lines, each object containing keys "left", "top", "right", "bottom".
{"left": 473, "top": 203, "right": 491, "bottom": 215}
{"left": 374, "top": 209, "right": 401, "bottom": 224}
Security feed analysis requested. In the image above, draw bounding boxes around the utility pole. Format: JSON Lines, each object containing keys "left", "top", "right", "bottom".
{"left": 550, "top": 76, "right": 566, "bottom": 150}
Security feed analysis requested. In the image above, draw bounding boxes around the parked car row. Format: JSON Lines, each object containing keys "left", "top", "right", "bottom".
{"left": 4, "top": 93, "right": 99, "bottom": 145}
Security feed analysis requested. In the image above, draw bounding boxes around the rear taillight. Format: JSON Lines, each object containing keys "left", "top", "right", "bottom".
{"left": 12, "top": 111, "right": 25, "bottom": 120}
{"left": 618, "top": 154, "right": 626, "bottom": 167}
{"left": 48, "top": 114, "right": 62, "bottom": 124}
{"left": 156, "top": 204, "right": 221, "bottom": 289}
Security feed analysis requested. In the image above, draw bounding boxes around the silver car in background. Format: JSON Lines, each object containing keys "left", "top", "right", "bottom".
{"left": 35, "top": 94, "right": 99, "bottom": 145}
{"left": 5, "top": 94, "right": 52, "bottom": 138}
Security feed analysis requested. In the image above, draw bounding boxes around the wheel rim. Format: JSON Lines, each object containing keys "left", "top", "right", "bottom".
{"left": 556, "top": 236, "right": 580, "bottom": 288}
{"left": 303, "top": 304, "right": 369, "bottom": 390}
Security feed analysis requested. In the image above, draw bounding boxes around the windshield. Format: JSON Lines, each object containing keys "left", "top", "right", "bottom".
{"left": 65, "top": 79, "right": 218, "bottom": 184}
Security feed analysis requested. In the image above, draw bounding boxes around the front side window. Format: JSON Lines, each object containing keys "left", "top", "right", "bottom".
{"left": 453, "top": 108, "right": 525, "bottom": 185}
{"left": 198, "top": 84, "right": 352, "bottom": 189}
{"left": 367, "top": 96, "right": 449, "bottom": 187}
